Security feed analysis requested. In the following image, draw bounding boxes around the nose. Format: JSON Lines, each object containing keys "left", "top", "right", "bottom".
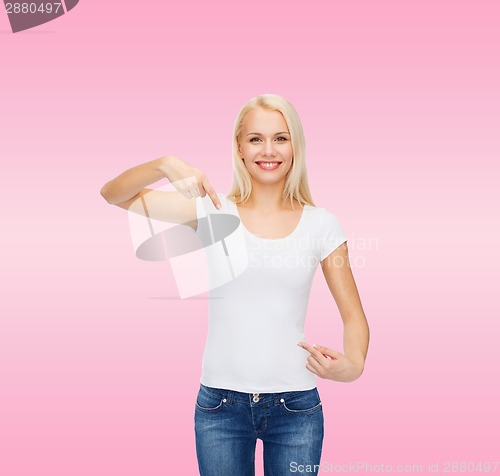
{"left": 262, "top": 140, "right": 277, "bottom": 157}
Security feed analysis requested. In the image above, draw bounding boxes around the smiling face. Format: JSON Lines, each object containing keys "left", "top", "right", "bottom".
{"left": 238, "top": 107, "right": 294, "bottom": 188}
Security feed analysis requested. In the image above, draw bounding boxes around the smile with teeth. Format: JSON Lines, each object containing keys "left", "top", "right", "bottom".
{"left": 256, "top": 161, "right": 282, "bottom": 170}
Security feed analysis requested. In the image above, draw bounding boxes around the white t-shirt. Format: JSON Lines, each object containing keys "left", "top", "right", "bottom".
{"left": 193, "top": 193, "right": 348, "bottom": 393}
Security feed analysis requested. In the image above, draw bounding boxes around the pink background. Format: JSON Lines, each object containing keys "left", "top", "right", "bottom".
{"left": 1, "top": 1, "right": 499, "bottom": 474}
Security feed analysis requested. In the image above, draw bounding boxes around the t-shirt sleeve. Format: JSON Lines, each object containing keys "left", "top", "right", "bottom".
{"left": 320, "top": 208, "right": 348, "bottom": 262}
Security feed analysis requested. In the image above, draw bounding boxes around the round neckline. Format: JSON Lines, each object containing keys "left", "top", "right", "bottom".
{"left": 232, "top": 200, "right": 308, "bottom": 241}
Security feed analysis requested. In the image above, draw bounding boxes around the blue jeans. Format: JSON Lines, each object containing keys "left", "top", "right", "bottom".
{"left": 194, "top": 383, "right": 324, "bottom": 476}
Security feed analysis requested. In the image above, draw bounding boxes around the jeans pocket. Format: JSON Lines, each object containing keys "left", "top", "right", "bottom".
{"left": 195, "top": 385, "right": 225, "bottom": 413}
{"left": 281, "top": 388, "right": 322, "bottom": 415}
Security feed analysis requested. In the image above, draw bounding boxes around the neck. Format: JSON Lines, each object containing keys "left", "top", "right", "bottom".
{"left": 244, "top": 179, "right": 295, "bottom": 212}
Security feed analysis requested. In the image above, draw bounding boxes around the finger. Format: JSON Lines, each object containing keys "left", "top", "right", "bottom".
{"left": 297, "top": 342, "right": 329, "bottom": 364}
{"left": 297, "top": 341, "right": 315, "bottom": 352}
{"left": 188, "top": 186, "right": 200, "bottom": 198}
{"left": 305, "top": 362, "right": 320, "bottom": 376}
{"left": 306, "top": 354, "right": 325, "bottom": 374}
{"left": 314, "top": 344, "right": 342, "bottom": 360}
{"left": 201, "top": 177, "right": 221, "bottom": 210}
{"left": 191, "top": 179, "right": 201, "bottom": 196}
{"left": 313, "top": 344, "right": 334, "bottom": 360}
{"left": 179, "top": 188, "right": 193, "bottom": 200}
{"left": 172, "top": 176, "right": 197, "bottom": 200}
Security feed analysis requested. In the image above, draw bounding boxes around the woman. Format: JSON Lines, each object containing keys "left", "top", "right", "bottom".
{"left": 100, "top": 94, "right": 369, "bottom": 476}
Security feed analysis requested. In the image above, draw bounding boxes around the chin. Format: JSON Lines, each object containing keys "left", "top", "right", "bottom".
{"left": 251, "top": 175, "right": 288, "bottom": 186}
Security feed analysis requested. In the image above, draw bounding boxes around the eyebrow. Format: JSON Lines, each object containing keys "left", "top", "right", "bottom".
{"left": 247, "top": 131, "right": 290, "bottom": 136}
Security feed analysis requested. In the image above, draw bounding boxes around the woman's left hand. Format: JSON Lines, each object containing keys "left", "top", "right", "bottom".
{"left": 297, "top": 342, "right": 364, "bottom": 383}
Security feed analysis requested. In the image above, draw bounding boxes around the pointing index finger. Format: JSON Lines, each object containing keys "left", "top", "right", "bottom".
{"left": 297, "top": 342, "right": 328, "bottom": 361}
{"left": 201, "top": 177, "right": 222, "bottom": 210}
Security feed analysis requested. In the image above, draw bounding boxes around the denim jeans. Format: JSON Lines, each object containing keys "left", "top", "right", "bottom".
{"left": 194, "top": 383, "right": 324, "bottom": 476}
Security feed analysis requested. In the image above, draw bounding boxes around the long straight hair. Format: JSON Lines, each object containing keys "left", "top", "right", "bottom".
{"left": 227, "top": 94, "right": 316, "bottom": 210}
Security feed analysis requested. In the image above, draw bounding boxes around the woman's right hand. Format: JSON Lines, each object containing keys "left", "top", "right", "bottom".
{"left": 160, "top": 156, "right": 222, "bottom": 210}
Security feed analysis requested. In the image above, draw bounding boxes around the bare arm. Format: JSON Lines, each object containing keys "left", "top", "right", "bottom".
{"left": 100, "top": 155, "right": 222, "bottom": 229}
{"left": 321, "top": 242, "right": 370, "bottom": 371}
{"left": 100, "top": 156, "right": 168, "bottom": 205}
{"left": 297, "top": 242, "right": 370, "bottom": 383}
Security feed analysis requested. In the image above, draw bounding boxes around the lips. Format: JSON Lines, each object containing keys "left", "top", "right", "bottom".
{"left": 255, "top": 161, "right": 282, "bottom": 170}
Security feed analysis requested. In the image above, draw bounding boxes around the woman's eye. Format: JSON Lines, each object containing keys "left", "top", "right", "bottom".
{"left": 249, "top": 137, "right": 287, "bottom": 142}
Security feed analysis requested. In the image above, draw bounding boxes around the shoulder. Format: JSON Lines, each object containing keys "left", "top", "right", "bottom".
{"left": 304, "top": 204, "right": 331, "bottom": 222}
{"left": 306, "top": 205, "right": 346, "bottom": 234}
{"left": 308, "top": 203, "right": 341, "bottom": 218}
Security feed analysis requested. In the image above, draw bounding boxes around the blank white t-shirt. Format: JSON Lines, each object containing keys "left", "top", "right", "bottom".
{"left": 193, "top": 193, "right": 348, "bottom": 393}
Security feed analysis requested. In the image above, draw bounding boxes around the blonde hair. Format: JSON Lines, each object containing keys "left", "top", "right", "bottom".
{"left": 227, "top": 94, "right": 316, "bottom": 210}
